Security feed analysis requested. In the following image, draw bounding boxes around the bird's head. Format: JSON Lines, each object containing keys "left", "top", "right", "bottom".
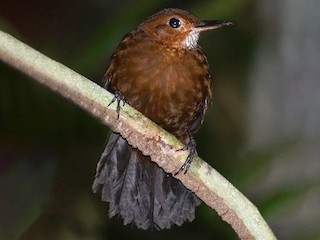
{"left": 139, "top": 8, "right": 232, "bottom": 49}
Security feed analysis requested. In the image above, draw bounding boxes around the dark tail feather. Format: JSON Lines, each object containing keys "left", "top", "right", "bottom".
{"left": 92, "top": 133, "right": 201, "bottom": 230}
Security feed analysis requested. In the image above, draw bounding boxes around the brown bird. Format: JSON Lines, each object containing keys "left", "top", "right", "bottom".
{"left": 92, "top": 8, "right": 232, "bottom": 230}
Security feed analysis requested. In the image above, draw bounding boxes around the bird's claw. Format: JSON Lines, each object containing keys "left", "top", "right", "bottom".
{"left": 175, "top": 130, "right": 197, "bottom": 175}
{"left": 108, "top": 90, "right": 126, "bottom": 119}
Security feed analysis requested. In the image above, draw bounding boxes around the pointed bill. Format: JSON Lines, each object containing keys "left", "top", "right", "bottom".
{"left": 194, "top": 20, "right": 233, "bottom": 32}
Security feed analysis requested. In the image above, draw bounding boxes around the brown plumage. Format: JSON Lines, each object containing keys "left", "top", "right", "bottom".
{"left": 92, "top": 8, "right": 232, "bottom": 230}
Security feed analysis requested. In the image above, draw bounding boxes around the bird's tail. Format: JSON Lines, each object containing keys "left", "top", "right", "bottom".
{"left": 92, "top": 132, "right": 200, "bottom": 230}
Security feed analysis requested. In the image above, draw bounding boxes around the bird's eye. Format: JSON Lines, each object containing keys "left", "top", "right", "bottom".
{"left": 169, "top": 18, "right": 181, "bottom": 28}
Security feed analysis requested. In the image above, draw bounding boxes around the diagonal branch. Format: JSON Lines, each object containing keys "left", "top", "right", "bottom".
{"left": 0, "top": 30, "right": 276, "bottom": 240}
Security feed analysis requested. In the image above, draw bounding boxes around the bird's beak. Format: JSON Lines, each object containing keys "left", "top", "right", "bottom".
{"left": 195, "top": 20, "right": 233, "bottom": 32}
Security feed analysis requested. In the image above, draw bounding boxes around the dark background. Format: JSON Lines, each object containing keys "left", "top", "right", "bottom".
{"left": 1, "top": 0, "right": 319, "bottom": 239}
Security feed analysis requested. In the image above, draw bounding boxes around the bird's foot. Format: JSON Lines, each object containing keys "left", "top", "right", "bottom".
{"left": 175, "top": 129, "right": 197, "bottom": 175}
{"left": 108, "top": 90, "right": 126, "bottom": 119}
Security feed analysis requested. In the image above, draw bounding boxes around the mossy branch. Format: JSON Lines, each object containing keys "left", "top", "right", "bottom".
{"left": 0, "top": 30, "right": 276, "bottom": 240}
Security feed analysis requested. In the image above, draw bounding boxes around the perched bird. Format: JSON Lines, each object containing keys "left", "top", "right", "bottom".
{"left": 92, "top": 8, "right": 232, "bottom": 230}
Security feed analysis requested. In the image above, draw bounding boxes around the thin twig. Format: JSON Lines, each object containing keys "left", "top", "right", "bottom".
{"left": 0, "top": 30, "right": 276, "bottom": 240}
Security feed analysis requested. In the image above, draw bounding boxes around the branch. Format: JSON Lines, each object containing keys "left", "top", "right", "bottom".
{"left": 0, "top": 30, "right": 276, "bottom": 240}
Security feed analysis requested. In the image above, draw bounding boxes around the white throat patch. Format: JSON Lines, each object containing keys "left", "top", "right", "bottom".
{"left": 184, "top": 32, "right": 199, "bottom": 49}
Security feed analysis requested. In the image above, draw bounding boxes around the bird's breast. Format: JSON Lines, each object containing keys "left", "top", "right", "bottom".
{"left": 109, "top": 40, "right": 212, "bottom": 137}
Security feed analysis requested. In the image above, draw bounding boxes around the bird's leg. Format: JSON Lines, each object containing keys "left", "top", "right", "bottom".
{"left": 108, "top": 90, "right": 126, "bottom": 119}
{"left": 175, "top": 128, "right": 197, "bottom": 175}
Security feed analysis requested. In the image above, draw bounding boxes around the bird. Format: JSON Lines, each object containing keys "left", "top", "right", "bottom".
{"left": 92, "top": 8, "right": 232, "bottom": 230}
